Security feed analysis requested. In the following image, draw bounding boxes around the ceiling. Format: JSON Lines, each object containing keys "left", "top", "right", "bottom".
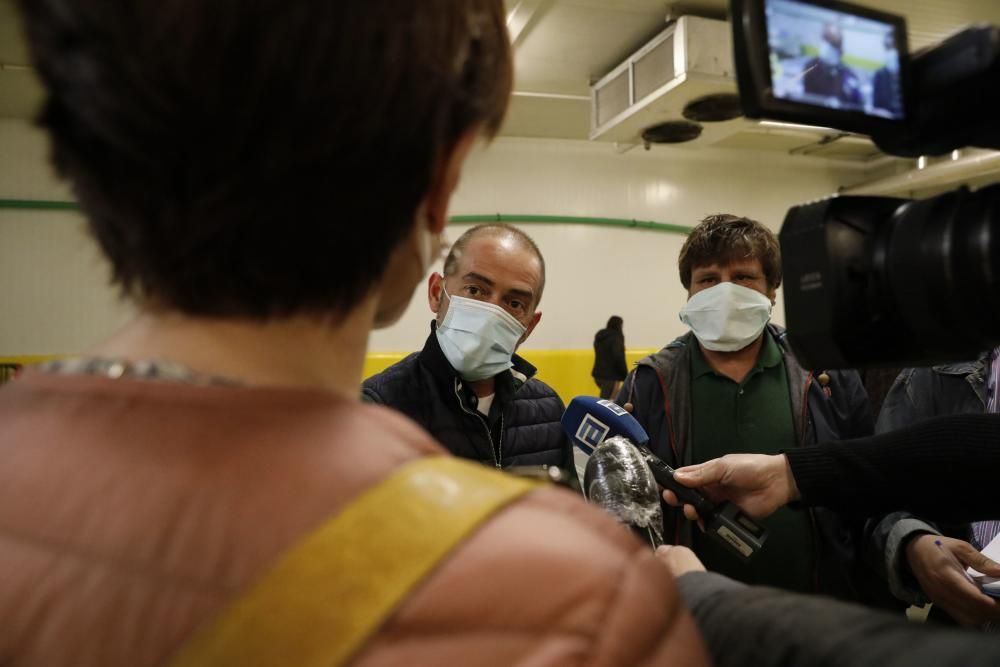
{"left": 2, "top": 1, "right": 1000, "bottom": 159}
{"left": 500, "top": 0, "right": 1000, "bottom": 160}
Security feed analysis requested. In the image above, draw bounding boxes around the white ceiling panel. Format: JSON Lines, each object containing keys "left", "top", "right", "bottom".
{"left": 2, "top": 0, "right": 999, "bottom": 160}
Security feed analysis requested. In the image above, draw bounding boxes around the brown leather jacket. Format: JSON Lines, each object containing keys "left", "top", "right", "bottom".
{"left": 0, "top": 371, "right": 709, "bottom": 666}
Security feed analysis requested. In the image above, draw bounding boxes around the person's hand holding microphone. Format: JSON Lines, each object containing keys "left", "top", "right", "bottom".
{"left": 662, "top": 453, "right": 801, "bottom": 521}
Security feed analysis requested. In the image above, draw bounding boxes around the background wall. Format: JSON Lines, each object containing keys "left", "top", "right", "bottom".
{"left": 1, "top": 118, "right": 867, "bottom": 398}
{"left": 0, "top": 119, "right": 133, "bottom": 357}
{"left": 371, "top": 137, "right": 863, "bottom": 353}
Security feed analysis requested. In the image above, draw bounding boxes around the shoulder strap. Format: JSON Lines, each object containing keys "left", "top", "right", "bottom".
{"left": 169, "top": 456, "right": 539, "bottom": 667}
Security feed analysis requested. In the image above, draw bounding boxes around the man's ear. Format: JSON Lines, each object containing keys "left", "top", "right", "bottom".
{"left": 428, "top": 272, "right": 445, "bottom": 314}
{"left": 423, "top": 128, "right": 480, "bottom": 235}
{"left": 519, "top": 311, "right": 543, "bottom": 346}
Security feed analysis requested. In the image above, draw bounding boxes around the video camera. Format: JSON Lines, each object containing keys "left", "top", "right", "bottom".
{"left": 731, "top": 0, "right": 1000, "bottom": 369}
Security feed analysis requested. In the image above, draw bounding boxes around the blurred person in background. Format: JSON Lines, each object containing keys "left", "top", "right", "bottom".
{"left": 592, "top": 315, "right": 627, "bottom": 400}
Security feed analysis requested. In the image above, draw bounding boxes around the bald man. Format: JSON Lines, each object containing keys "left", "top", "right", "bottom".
{"left": 803, "top": 23, "right": 863, "bottom": 108}
{"left": 363, "top": 224, "right": 574, "bottom": 476}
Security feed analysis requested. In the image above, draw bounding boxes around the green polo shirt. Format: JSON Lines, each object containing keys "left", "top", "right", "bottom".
{"left": 689, "top": 330, "right": 814, "bottom": 593}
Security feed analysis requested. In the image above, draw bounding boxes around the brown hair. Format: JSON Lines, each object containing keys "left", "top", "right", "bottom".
{"left": 678, "top": 214, "right": 782, "bottom": 290}
{"left": 19, "top": 0, "right": 512, "bottom": 319}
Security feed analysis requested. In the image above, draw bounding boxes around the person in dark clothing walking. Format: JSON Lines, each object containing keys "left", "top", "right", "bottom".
{"left": 592, "top": 316, "right": 628, "bottom": 399}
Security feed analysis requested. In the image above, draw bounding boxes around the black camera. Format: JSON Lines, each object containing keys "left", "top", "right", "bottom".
{"left": 731, "top": 0, "right": 1000, "bottom": 368}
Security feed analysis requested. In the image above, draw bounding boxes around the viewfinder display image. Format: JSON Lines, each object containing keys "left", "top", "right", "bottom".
{"left": 764, "top": 0, "right": 904, "bottom": 119}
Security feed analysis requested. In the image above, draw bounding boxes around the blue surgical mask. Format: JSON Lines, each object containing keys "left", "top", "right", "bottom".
{"left": 819, "top": 41, "right": 841, "bottom": 67}
{"left": 435, "top": 289, "right": 527, "bottom": 381}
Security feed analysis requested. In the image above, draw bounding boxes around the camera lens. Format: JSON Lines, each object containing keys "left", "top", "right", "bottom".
{"left": 885, "top": 184, "right": 1000, "bottom": 356}
{"left": 780, "top": 183, "right": 1000, "bottom": 369}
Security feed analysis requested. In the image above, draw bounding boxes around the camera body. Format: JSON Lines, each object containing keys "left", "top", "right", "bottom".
{"left": 780, "top": 186, "right": 1000, "bottom": 368}
{"left": 731, "top": 0, "right": 1000, "bottom": 368}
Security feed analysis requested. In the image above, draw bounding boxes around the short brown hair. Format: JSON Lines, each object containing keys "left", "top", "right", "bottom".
{"left": 19, "top": 0, "right": 512, "bottom": 319}
{"left": 678, "top": 214, "right": 782, "bottom": 290}
{"left": 443, "top": 224, "right": 546, "bottom": 306}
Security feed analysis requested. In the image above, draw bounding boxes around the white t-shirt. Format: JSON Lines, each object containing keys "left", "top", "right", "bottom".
{"left": 476, "top": 393, "right": 495, "bottom": 416}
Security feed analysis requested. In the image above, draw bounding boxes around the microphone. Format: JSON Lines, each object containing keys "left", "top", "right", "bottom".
{"left": 561, "top": 396, "right": 768, "bottom": 561}
{"left": 583, "top": 436, "right": 664, "bottom": 549}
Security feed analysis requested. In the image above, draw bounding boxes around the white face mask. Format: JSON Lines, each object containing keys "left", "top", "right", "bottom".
{"left": 435, "top": 289, "right": 527, "bottom": 381}
{"left": 679, "top": 282, "right": 773, "bottom": 352}
{"left": 819, "top": 41, "right": 841, "bottom": 67}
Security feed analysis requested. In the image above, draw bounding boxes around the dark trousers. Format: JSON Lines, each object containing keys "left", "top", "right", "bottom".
{"left": 595, "top": 378, "right": 617, "bottom": 400}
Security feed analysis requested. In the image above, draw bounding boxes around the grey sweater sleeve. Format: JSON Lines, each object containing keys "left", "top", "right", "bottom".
{"left": 676, "top": 571, "right": 998, "bottom": 667}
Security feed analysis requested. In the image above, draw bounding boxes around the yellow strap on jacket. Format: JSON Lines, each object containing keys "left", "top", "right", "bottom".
{"left": 168, "top": 456, "right": 539, "bottom": 667}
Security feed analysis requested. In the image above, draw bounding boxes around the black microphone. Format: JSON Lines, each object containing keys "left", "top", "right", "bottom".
{"left": 583, "top": 436, "right": 664, "bottom": 549}
{"left": 562, "top": 396, "right": 768, "bottom": 561}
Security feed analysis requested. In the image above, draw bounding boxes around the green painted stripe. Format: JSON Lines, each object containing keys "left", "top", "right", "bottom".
{"left": 449, "top": 214, "right": 691, "bottom": 235}
{"left": 0, "top": 198, "right": 79, "bottom": 211}
{"left": 0, "top": 200, "right": 693, "bottom": 235}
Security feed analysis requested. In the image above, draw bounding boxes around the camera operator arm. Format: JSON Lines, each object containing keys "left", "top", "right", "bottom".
{"left": 786, "top": 413, "right": 1000, "bottom": 522}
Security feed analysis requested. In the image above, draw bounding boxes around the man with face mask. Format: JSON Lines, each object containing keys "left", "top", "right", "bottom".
{"left": 618, "top": 214, "right": 876, "bottom": 601}
{"left": 363, "top": 224, "right": 575, "bottom": 477}
{"left": 802, "top": 23, "right": 863, "bottom": 109}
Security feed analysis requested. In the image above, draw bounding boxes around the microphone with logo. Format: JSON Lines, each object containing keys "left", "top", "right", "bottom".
{"left": 561, "top": 396, "right": 768, "bottom": 561}
{"left": 583, "top": 435, "right": 665, "bottom": 549}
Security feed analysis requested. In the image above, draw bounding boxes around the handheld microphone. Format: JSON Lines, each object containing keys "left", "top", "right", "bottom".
{"left": 583, "top": 436, "right": 664, "bottom": 549}
{"left": 561, "top": 396, "right": 768, "bottom": 561}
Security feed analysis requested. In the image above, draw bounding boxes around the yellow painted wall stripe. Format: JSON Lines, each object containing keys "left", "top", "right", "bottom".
{"left": 3, "top": 349, "right": 657, "bottom": 404}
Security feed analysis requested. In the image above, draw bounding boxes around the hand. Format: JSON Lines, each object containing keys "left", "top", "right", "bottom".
{"left": 905, "top": 534, "right": 1000, "bottom": 626}
{"left": 661, "top": 453, "right": 799, "bottom": 522}
{"left": 655, "top": 544, "right": 706, "bottom": 577}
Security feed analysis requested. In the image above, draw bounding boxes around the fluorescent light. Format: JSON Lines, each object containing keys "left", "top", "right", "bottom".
{"left": 758, "top": 120, "right": 836, "bottom": 132}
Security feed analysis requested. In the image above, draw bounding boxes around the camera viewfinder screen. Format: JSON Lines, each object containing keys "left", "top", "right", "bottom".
{"left": 764, "top": 0, "right": 904, "bottom": 120}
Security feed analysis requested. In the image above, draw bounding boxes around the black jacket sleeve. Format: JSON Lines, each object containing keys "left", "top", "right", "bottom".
{"left": 678, "top": 571, "right": 998, "bottom": 667}
{"left": 786, "top": 413, "right": 1000, "bottom": 522}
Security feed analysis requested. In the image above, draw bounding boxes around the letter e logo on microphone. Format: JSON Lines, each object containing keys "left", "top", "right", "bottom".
{"left": 575, "top": 415, "right": 610, "bottom": 455}
{"left": 597, "top": 399, "right": 628, "bottom": 417}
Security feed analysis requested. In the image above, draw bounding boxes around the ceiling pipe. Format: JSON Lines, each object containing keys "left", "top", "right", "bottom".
{"left": 511, "top": 90, "right": 590, "bottom": 102}
{"left": 841, "top": 149, "right": 1000, "bottom": 196}
{"left": 0, "top": 200, "right": 693, "bottom": 235}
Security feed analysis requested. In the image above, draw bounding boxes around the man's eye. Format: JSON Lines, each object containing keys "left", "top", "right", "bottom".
{"left": 465, "top": 286, "right": 481, "bottom": 296}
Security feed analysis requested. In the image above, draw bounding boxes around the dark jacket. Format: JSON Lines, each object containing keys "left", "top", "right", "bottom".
{"left": 678, "top": 571, "right": 1000, "bottom": 667}
{"left": 863, "top": 356, "right": 987, "bottom": 607}
{"left": 362, "top": 324, "right": 574, "bottom": 474}
{"left": 616, "top": 324, "right": 875, "bottom": 602}
{"left": 802, "top": 57, "right": 863, "bottom": 106}
{"left": 592, "top": 328, "right": 627, "bottom": 381}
